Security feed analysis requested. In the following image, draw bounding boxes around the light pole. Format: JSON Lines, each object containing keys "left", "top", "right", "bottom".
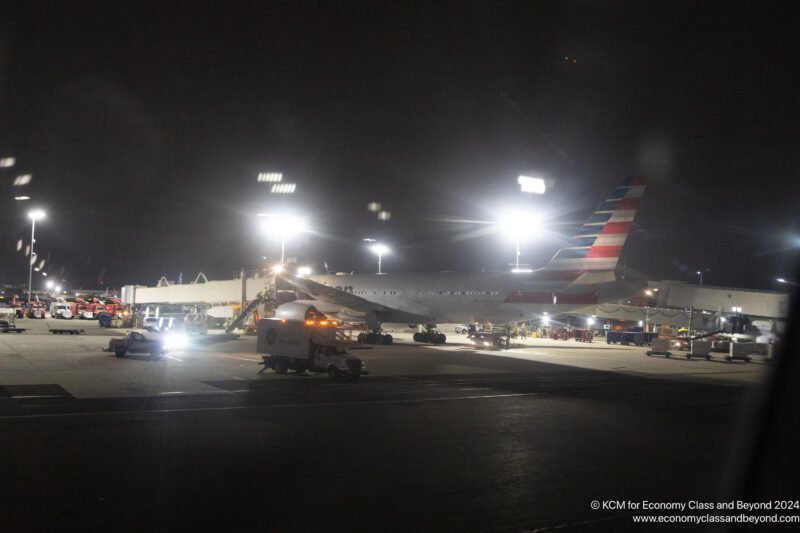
{"left": 696, "top": 268, "right": 709, "bottom": 285}
{"left": 370, "top": 243, "right": 389, "bottom": 274}
{"left": 27, "top": 209, "right": 46, "bottom": 303}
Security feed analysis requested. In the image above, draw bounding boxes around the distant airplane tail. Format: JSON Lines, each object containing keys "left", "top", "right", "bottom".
{"left": 542, "top": 175, "right": 647, "bottom": 273}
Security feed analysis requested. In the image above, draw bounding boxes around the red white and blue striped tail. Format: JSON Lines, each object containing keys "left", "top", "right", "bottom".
{"left": 542, "top": 175, "right": 647, "bottom": 272}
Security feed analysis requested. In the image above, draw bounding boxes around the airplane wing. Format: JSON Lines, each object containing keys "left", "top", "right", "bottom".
{"left": 279, "top": 274, "right": 434, "bottom": 326}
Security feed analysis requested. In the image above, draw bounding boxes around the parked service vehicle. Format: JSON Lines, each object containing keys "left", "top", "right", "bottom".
{"left": 468, "top": 331, "right": 506, "bottom": 349}
{"left": 454, "top": 324, "right": 469, "bottom": 334}
{"left": 50, "top": 302, "right": 73, "bottom": 319}
{"left": 27, "top": 303, "right": 46, "bottom": 319}
{"left": 106, "top": 331, "right": 166, "bottom": 359}
{"left": 257, "top": 317, "right": 367, "bottom": 381}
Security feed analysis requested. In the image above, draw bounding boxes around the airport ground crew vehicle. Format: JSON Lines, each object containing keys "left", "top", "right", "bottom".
{"left": 50, "top": 301, "right": 73, "bottom": 319}
{"left": 606, "top": 329, "right": 658, "bottom": 346}
{"left": 573, "top": 329, "right": 593, "bottom": 342}
{"left": 106, "top": 331, "right": 166, "bottom": 359}
{"left": 256, "top": 317, "right": 368, "bottom": 381}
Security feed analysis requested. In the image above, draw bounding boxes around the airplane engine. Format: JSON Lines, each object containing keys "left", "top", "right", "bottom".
{"left": 275, "top": 301, "right": 327, "bottom": 322}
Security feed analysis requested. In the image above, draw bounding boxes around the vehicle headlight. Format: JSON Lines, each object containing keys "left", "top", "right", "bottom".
{"left": 483, "top": 341, "right": 490, "bottom": 346}
{"left": 164, "top": 333, "right": 189, "bottom": 350}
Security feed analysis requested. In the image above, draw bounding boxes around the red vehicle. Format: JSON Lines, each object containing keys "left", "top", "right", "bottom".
{"left": 549, "top": 328, "right": 571, "bottom": 341}
{"left": 10, "top": 295, "right": 26, "bottom": 318}
{"left": 26, "top": 301, "right": 47, "bottom": 319}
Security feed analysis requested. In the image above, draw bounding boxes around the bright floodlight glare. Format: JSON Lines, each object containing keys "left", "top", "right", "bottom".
{"left": 297, "top": 266, "right": 312, "bottom": 277}
{"left": 164, "top": 332, "right": 190, "bottom": 350}
{"left": 270, "top": 183, "right": 296, "bottom": 194}
{"left": 645, "top": 289, "right": 653, "bottom": 296}
{"left": 260, "top": 214, "right": 308, "bottom": 238}
{"left": 14, "top": 196, "right": 31, "bottom": 201}
{"left": 54, "top": 285, "right": 62, "bottom": 292}
{"left": 272, "top": 264, "right": 284, "bottom": 274}
{"left": 367, "top": 202, "right": 381, "bottom": 212}
{"left": 497, "top": 210, "right": 541, "bottom": 239}
{"left": 371, "top": 243, "right": 389, "bottom": 255}
{"left": 46, "top": 280, "right": 54, "bottom": 289}
{"left": 587, "top": 317, "right": 595, "bottom": 326}
{"left": 377, "top": 210, "right": 391, "bottom": 221}
{"left": 0, "top": 157, "right": 15, "bottom": 168}
{"left": 13, "top": 174, "right": 32, "bottom": 186}
{"left": 257, "top": 172, "right": 283, "bottom": 182}
{"left": 28, "top": 209, "right": 46, "bottom": 220}
{"left": 777, "top": 278, "right": 787, "bottom": 283}
{"left": 512, "top": 268, "right": 533, "bottom": 273}
{"left": 517, "top": 175, "right": 546, "bottom": 194}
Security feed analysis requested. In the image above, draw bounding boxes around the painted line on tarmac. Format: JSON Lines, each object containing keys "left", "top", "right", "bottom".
{"left": 220, "top": 355, "right": 261, "bottom": 362}
{"left": 0, "top": 391, "right": 543, "bottom": 420}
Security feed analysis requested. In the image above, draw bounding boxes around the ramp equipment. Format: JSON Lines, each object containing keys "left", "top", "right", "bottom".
{"left": 225, "top": 291, "right": 268, "bottom": 334}
{"left": 645, "top": 338, "right": 672, "bottom": 357}
{"left": 49, "top": 328, "right": 85, "bottom": 335}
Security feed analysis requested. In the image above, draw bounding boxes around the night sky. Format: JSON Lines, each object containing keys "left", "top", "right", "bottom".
{"left": 1, "top": 1, "right": 797, "bottom": 290}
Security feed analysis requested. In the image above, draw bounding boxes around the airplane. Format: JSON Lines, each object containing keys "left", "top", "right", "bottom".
{"left": 279, "top": 175, "right": 648, "bottom": 344}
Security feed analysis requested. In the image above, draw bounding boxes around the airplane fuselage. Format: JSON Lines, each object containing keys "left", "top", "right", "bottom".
{"left": 308, "top": 271, "right": 626, "bottom": 324}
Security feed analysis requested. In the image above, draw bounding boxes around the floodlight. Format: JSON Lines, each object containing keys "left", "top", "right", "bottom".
{"left": 371, "top": 243, "right": 389, "bottom": 256}
{"left": 517, "top": 175, "right": 546, "bottom": 194}
{"left": 370, "top": 243, "right": 390, "bottom": 274}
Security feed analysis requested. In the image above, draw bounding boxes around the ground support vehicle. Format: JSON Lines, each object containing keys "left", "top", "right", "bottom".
{"left": 49, "top": 328, "right": 85, "bottom": 335}
{"left": 685, "top": 340, "right": 713, "bottom": 360}
{"left": 606, "top": 330, "right": 658, "bottom": 346}
{"left": 549, "top": 328, "right": 570, "bottom": 340}
{"left": 723, "top": 341, "right": 768, "bottom": 363}
{"left": 468, "top": 331, "right": 507, "bottom": 349}
{"left": 413, "top": 330, "right": 446, "bottom": 344}
{"left": 257, "top": 318, "right": 367, "bottom": 381}
{"left": 26, "top": 303, "right": 46, "bottom": 319}
{"left": 105, "top": 331, "right": 166, "bottom": 359}
{"left": 50, "top": 302, "right": 73, "bottom": 319}
{"left": 645, "top": 338, "right": 673, "bottom": 358}
{"left": 573, "top": 329, "right": 593, "bottom": 342}
{"left": 98, "top": 312, "right": 121, "bottom": 328}
{"left": 358, "top": 330, "right": 393, "bottom": 345}
{"left": 0, "top": 309, "right": 25, "bottom": 332}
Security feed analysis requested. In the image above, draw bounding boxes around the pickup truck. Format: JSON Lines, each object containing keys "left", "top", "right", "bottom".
{"left": 106, "top": 331, "right": 166, "bottom": 359}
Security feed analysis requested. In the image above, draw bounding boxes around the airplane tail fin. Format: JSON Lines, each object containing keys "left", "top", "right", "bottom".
{"left": 542, "top": 175, "right": 647, "bottom": 273}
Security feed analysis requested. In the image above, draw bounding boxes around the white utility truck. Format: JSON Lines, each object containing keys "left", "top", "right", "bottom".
{"left": 50, "top": 302, "right": 73, "bottom": 319}
{"left": 256, "top": 313, "right": 367, "bottom": 381}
